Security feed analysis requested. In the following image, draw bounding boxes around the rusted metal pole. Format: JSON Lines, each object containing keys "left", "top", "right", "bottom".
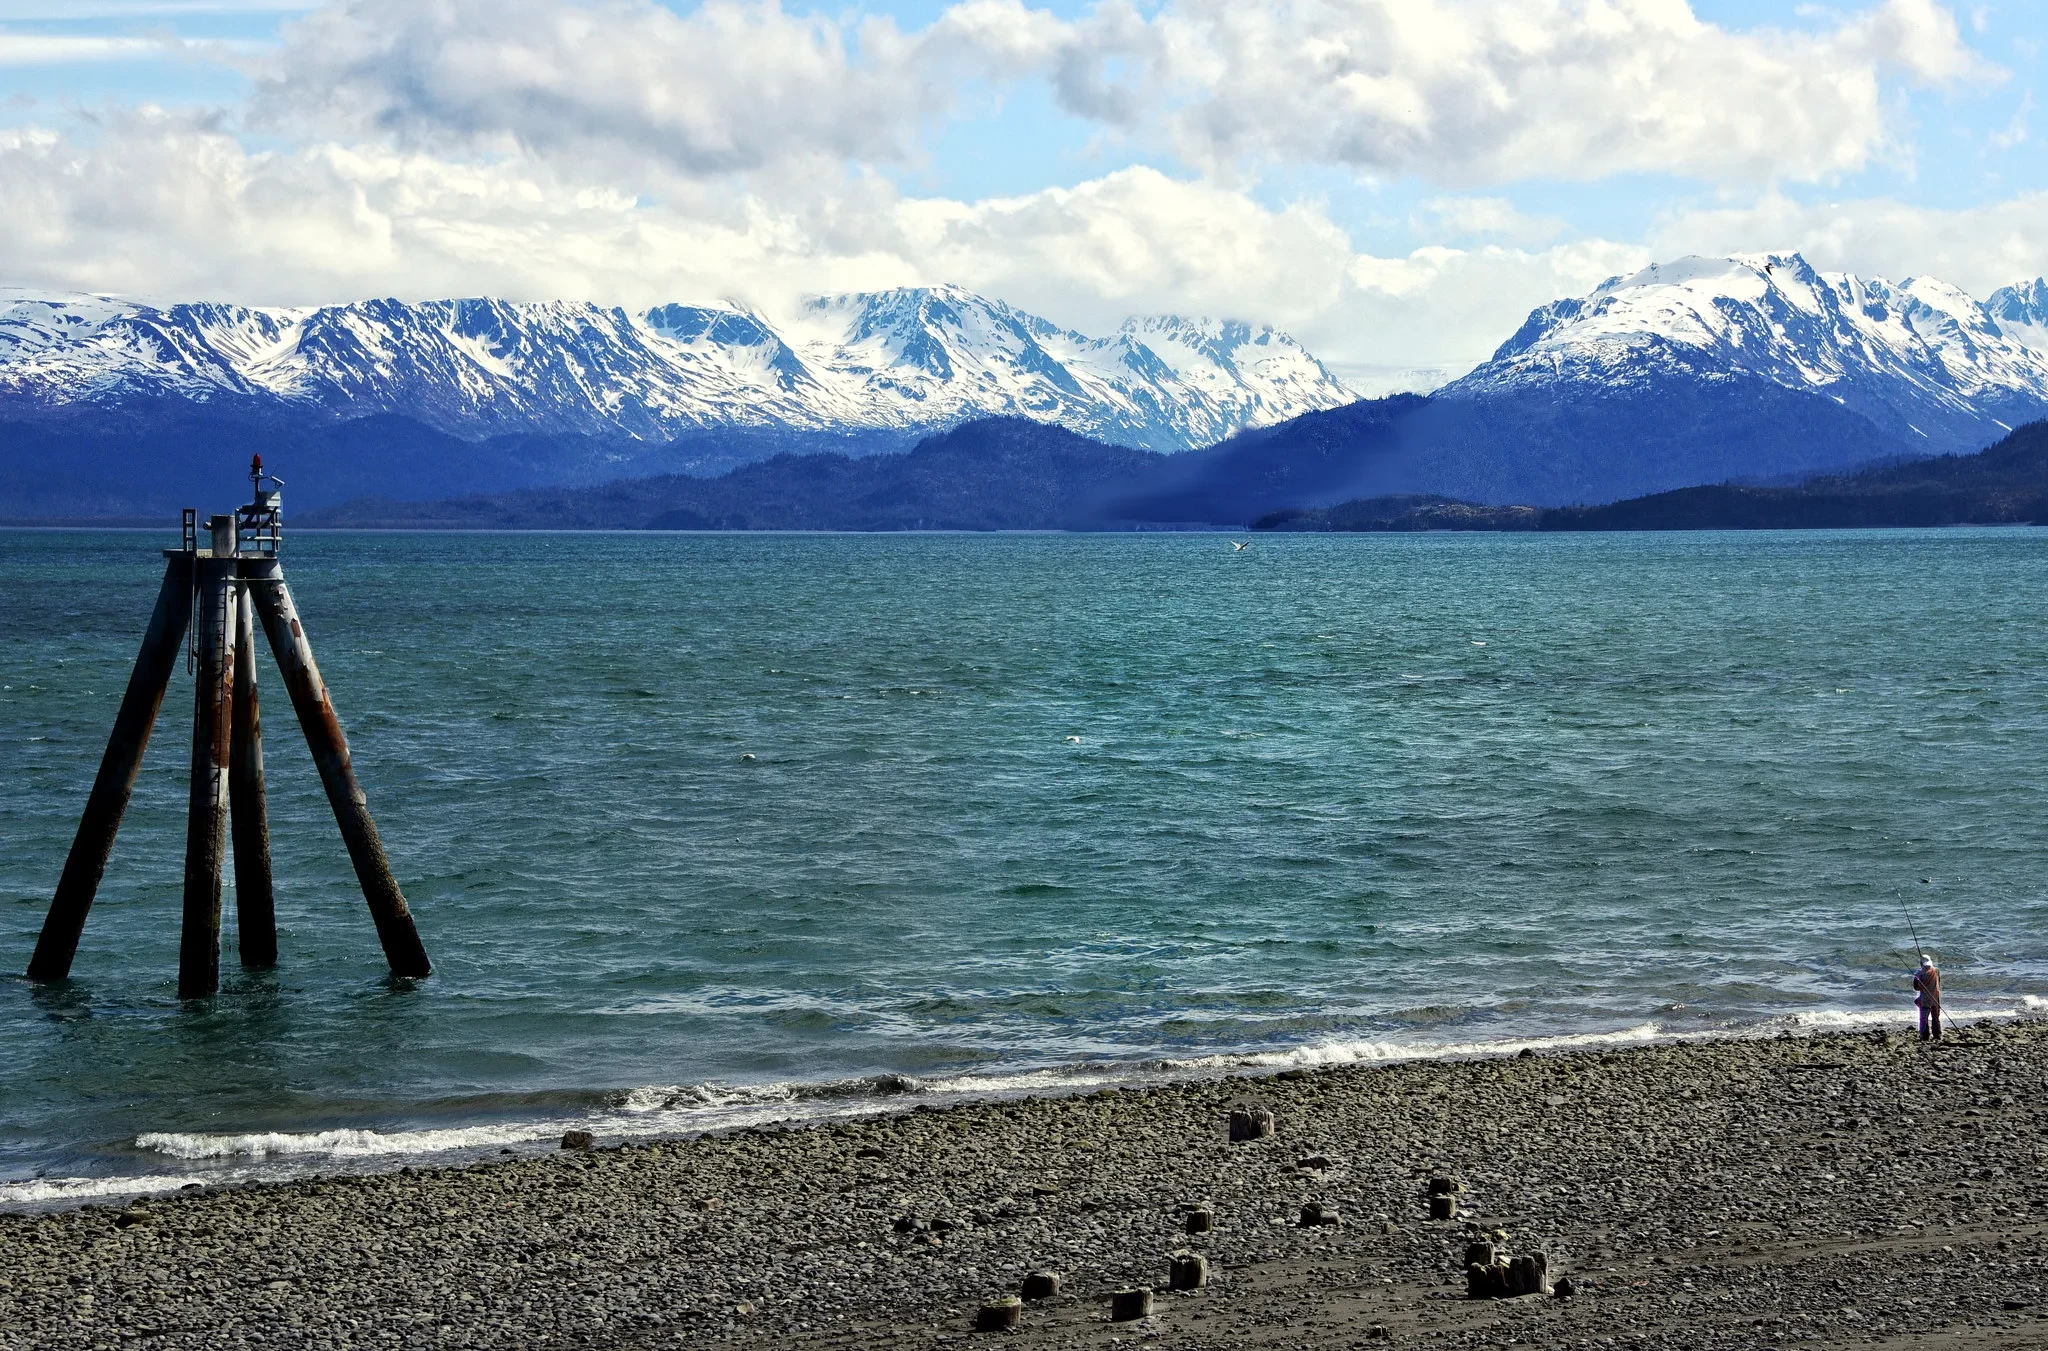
{"left": 244, "top": 561, "right": 431, "bottom": 978}
{"left": 27, "top": 553, "right": 194, "bottom": 983}
{"left": 230, "top": 567, "right": 277, "bottom": 967}
{"left": 178, "top": 549, "right": 238, "bottom": 999}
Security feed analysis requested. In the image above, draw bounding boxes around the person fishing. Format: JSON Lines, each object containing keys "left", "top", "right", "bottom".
{"left": 1912, "top": 954, "right": 1942, "bottom": 1042}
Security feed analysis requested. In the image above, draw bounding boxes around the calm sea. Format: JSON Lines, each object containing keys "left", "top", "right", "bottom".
{"left": 4, "top": 528, "right": 2046, "bottom": 1205}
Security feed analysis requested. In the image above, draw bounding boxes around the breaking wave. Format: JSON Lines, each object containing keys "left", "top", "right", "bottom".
{"left": 5, "top": 997, "right": 2034, "bottom": 1212}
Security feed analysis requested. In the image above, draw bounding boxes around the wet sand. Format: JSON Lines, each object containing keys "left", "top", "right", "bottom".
{"left": 3, "top": 1018, "right": 2045, "bottom": 1350}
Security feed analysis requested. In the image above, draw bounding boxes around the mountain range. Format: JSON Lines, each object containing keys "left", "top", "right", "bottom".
{"left": 0, "top": 285, "right": 1350, "bottom": 451}
{"left": 1101, "top": 253, "right": 2048, "bottom": 516}
{"left": 6, "top": 254, "right": 2048, "bottom": 522}
{"left": 1456, "top": 254, "right": 2048, "bottom": 454}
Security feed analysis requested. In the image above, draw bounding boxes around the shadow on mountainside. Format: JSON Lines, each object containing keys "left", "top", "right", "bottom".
{"left": 1258, "top": 419, "right": 2048, "bottom": 533}
{"left": 301, "top": 420, "right": 1169, "bottom": 531}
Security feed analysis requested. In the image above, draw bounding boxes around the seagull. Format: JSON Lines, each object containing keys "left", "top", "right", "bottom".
{"left": 1231, "top": 540, "right": 1251, "bottom": 551}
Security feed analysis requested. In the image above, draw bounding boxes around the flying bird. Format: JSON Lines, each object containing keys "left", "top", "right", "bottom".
{"left": 1231, "top": 540, "right": 1251, "bottom": 551}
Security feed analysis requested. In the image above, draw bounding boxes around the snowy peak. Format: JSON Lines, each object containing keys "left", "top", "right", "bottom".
{"left": 0, "top": 285, "right": 1358, "bottom": 451}
{"left": 1460, "top": 253, "right": 2048, "bottom": 451}
{"left": 1988, "top": 279, "right": 2048, "bottom": 351}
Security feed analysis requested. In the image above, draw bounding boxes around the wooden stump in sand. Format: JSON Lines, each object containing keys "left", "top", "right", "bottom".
{"left": 1111, "top": 1288, "right": 1155, "bottom": 1321}
{"left": 976, "top": 1296, "right": 1022, "bottom": 1332}
{"left": 1020, "top": 1271, "right": 1061, "bottom": 1301}
{"left": 1510, "top": 1254, "right": 1550, "bottom": 1296}
{"left": 1466, "top": 1249, "right": 1550, "bottom": 1299}
{"left": 1228, "top": 1107, "right": 1275, "bottom": 1142}
{"left": 1169, "top": 1251, "right": 1208, "bottom": 1290}
{"left": 1184, "top": 1206, "right": 1214, "bottom": 1234}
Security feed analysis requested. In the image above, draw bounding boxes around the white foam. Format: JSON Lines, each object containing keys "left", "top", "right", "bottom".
{"left": 616, "top": 1081, "right": 800, "bottom": 1114}
{"left": 16, "top": 996, "right": 2040, "bottom": 1212}
{"left": 136, "top": 1121, "right": 567, "bottom": 1161}
{"left": 0, "top": 1174, "right": 204, "bottom": 1206}
{"left": 128, "top": 1003, "right": 2043, "bottom": 1167}
{"left": 917, "top": 1065, "right": 1135, "bottom": 1097}
{"left": 1773, "top": 1007, "right": 1903, "bottom": 1032}
{"left": 1179, "top": 1021, "right": 1672, "bottom": 1070}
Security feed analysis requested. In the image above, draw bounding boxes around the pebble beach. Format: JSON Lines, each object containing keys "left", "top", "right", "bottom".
{"left": 4, "top": 1019, "right": 2046, "bottom": 1350}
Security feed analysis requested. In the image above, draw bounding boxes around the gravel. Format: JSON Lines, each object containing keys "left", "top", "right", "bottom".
{"left": 3, "top": 1019, "right": 2045, "bottom": 1349}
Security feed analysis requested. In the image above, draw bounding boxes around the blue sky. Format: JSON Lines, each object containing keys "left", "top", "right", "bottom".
{"left": 1, "top": 0, "right": 2043, "bottom": 381}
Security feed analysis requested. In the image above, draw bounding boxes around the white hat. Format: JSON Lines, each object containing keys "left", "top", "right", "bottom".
{"left": 1920, "top": 955, "right": 1935, "bottom": 968}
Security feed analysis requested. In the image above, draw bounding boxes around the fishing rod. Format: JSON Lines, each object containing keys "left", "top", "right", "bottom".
{"left": 1894, "top": 884, "right": 1929, "bottom": 963}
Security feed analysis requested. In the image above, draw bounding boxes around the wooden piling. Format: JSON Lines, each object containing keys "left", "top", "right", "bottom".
{"left": 230, "top": 569, "right": 277, "bottom": 966}
{"left": 974, "top": 1296, "right": 1022, "bottom": 1332}
{"left": 1168, "top": 1251, "right": 1208, "bottom": 1290}
{"left": 27, "top": 554, "right": 194, "bottom": 983}
{"left": 244, "top": 562, "right": 431, "bottom": 978}
{"left": 1228, "top": 1107, "right": 1275, "bottom": 1143}
{"left": 178, "top": 556, "right": 237, "bottom": 999}
{"left": 1019, "top": 1271, "right": 1061, "bottom": 1301}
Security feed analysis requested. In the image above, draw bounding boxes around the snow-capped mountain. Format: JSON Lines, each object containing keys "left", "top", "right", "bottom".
{"left": 1989, "top": 278, "right": 2048, "bottom": 350}
{"left": 0, "top": 284, "right": 1354, "bottom": 451}
{"left": 1450, "top": 253, "right": 2048, "bottom": 454}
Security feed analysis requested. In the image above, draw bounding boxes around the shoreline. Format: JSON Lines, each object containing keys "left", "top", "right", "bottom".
{"left": 5, "top": 1018, "right": 2046, "bottom": 1348}
{"left": 8, "top": 1001, "right": 2040, "bottom": 1214}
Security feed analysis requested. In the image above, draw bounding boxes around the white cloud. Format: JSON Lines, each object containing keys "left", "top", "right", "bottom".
{"left": 895, "top": 168, "right": 1355, "bottom": 335}
{"left": 1338, "top": 236, "right": 1649, "bottom": 367}
{"left": 1108, "top": 0, "right": 2000, "bottom": 186}
{"left": 1650, "top": 190, "right": 2048, "bottom": 295}
{"left": 0, "top": 2, "right": 311, "bottom": 12}
{"left": 0, "top": 2, "right": 311, "bottom": 14}
{"left": 244, "top": 0, "right": 1147, "bottom": 181}
{"left": 0, "top": 109, "right": 1650, "bottom": 370}
{"left": 1838, "top": 0, "right": 1998, "bottom": 83}
{"left": 1413, "top": 195, "right": 1566, "bottom": 245}
{"left": 0, "top": 34, "right": 177, "bottom": 64}
{"left": 0, "top": 0, "right": 2031, "bottom": 389}
{"left": 1989, "top": 89, "right": 2032, "bottom": 150}
{"left": 234, "top": 0, "right": 1998, "bottom": 189}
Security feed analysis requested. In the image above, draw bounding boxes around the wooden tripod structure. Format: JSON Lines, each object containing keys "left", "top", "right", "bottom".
{"left": 26, "top": 459, "right": 431, "bottom": 997}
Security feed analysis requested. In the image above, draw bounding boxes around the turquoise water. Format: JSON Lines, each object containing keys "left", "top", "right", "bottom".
{"left": 4, "top": 528, "right": 2047, "bottom": 1203}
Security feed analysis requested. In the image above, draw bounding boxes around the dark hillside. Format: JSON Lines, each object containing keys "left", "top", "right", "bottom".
{"left": 1260, "top": 420, "right": 2048, "bottom": 532}
{"left": 1112, "top": 376, "right": 1918, "bottom": 523}
{"left": 303, "top": 419, "right": 1164, "bottom": 531}
{"left": 0, "top": 407, "right": 908, "bottom": 517}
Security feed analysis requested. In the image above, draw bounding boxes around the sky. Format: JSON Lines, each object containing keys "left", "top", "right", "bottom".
{"left": 0, "top": 0, "right": 2043, "bottom": 385}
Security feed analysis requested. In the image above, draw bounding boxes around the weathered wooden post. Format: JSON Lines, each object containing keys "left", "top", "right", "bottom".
{"left": 229, "top": 561, "right": 277, "bottom": 967}
{"left": 1019, "top": 1271, "right": 1061, "bottom": 1301}
{"left": 973, "top": 1296, "right": 1022, "bottom": 1332}
{"left": 25, "top": 552, "right": 194, "bottom": 982}
{"left": 27, "top": 457, "right": 431, "bottom": 990}
{"left": 1168, "top": 1250, "right": 1208, "bottom": 1290}
{"left": 241, "top": 560, "right": 430, "bottom": 979}
{"left": 177, "top": 517, "right": 240, "bottom": 998}
{"left": 1228, "top": 1106, "right": 1275, "bottom": 1142}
